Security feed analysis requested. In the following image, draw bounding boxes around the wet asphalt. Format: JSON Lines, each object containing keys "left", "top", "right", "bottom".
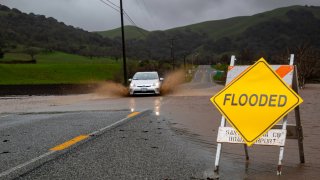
{"left": 1, "top": 65, "right": 319, "bottom": 179}
{"left": 0, "top": 110, "right": 130, "bottom": 174}
{"left": 16, "top": 111, "right": 215, "bottom": 180}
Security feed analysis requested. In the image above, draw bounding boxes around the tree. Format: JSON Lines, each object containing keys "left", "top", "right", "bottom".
{"left": 275, "top": 44, "right": 320, "bottom": 88}
{"left": 238, "top": 48, "right": 255, "bottom": 65}
{"left": 0, "top": 36, "right": 4, "bottom": 59}
{"left": 25, "top": 47, "right": 39, "bottom": 61}
{"left": 294, "top": 44, "right": 320, "bottom": 88}
{"left": 220, "top": 54, "right": 230, "bottom": 64}
{"left": 80, "top": 46, "right": 95, "bottom": 59}
{"left": 271, "top": 48, "right": 291, "bottom": 64}
{"left": 0, "top": 48, "right": 4, "bottom": 59}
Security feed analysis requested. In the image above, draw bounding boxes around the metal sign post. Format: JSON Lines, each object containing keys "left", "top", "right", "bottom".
{"left": 212, "top": 54, "right": 305, "bottom": 176}
{"left": 213, "top": 55, "right": 236, "bottom": 173}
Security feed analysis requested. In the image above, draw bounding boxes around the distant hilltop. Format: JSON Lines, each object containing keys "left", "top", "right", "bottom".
{"left": 1, "top": 4, "right": 320, "bottom": 64}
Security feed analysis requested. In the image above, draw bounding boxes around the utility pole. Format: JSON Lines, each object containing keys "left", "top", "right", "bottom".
{"left": 170, "top": 38, "right": 175, "bottom": 70}
{"left": 183, "top": 54, "right": 186, "bottom": 71}
{"left": 120, "top": 0, "right": 127, "bottom": 86}
{"left": 192, "top": 52, "right": 198, "bottom": 69}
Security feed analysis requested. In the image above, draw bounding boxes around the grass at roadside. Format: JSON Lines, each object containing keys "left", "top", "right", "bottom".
{"left": 0, "top": 52, "right": 121, "bottom": 85}
{"left": 2, "top": 51, "right": 117, "bottom": 64}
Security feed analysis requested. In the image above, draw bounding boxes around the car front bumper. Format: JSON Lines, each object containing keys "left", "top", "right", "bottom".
{"left": 130, "top": 87, "right": 160, "bottom": 95}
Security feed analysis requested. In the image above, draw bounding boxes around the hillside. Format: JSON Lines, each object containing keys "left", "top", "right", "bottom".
{"left": 98, "top": 5, "right": 320, "bottom": 64}
{"left": 102, "top": 5, "right": 320, "bottom": 42}
{"left": 121, "top": 5, "right": 320, "bottom": 64}
{"left": 0, "top": 4, "right": 113, "bottom": 57}
{"left": 1, "top": 4, "right": 320, "bottom": 65}
{"left": 171, "top": 5, "right": 320, "bottom": 40}
{"left": 96, "top": 25, "right": 149, "bottom": 39}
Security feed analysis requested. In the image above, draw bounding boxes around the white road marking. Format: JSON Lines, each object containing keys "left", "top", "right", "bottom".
{"left": 0, "top": 109, "right": 150, "bottom": 179}
{"left": 0, "top": 151, "right": 54, "bottom": 178}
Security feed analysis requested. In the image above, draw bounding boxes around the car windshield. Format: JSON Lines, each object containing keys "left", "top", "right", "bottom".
{"left": 133, "top": 72, "right": 159, "bottom": 80}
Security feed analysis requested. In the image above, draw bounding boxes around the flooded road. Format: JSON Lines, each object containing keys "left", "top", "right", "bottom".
{"left": 161, "top": 66, "right": 320, "bottom": 179}
{"left": 1, "top": 65, "right": 320, "bottom": 179}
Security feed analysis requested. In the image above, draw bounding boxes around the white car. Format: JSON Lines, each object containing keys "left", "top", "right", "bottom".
{"left": 129, "top": 71, "right": 163, "bottom": 95}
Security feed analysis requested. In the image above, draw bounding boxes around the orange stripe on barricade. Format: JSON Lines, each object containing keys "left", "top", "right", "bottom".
{"left": 228, "top": 66, "right": 234, "bottom": 71}
{"left": 276, "top": 66, "right": 293, "bottom": 78}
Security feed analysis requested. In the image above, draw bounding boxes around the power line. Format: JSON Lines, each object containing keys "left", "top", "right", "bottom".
{"left": 134, "top": 0, "right": 156, "bottom": 30}
{"left": 105, "top": 0, "right": 147, "bottom": 37}
{"left": 99, "top": 0, "right": 119, "bottom": 13}
{"left": 123, "top": 12, "right": 148, "bottom": 37}
{"left": 99, "top": 0, "right": 147, "bottom": 37}
{"left": 104, "top": 0, "right": 118, "bottom": 8}
{"left": 99, "top": 0, "right": 131, "bottom": 23}
{"left": 140, "top": 0, "right": 157, "bottom": 29}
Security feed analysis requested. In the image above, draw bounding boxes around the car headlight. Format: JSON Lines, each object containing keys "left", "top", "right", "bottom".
{"left": 130, "top": 83, "right": 136, "bottom": 88}
{"left": 153, "top": 82, "right": 160, "bottom": 87}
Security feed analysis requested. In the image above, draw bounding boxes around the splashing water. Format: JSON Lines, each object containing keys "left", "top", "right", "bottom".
{"left": 94, "top": 81, "right": 129, "bottom": 97}
{"left": 160, "top": 69, "right": 186, "bottom": 95}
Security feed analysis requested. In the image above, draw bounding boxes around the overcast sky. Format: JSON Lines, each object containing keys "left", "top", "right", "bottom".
{"left": 1, "top": 0, "right": 320, "bottom": 31}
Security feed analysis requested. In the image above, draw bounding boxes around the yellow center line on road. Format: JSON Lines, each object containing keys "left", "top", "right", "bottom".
{"left": 50, "top": 135, "right": 89, "bottom": 151}
{"left": 50, "top": 112, "right": 140, "bottom": 151}
{"left": 127, "top": 111, "right": 140, "bottom": 118}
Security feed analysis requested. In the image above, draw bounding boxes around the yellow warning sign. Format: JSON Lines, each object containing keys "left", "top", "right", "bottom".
{"left": 211, "top": 58, "right": 303, "bottom": 146}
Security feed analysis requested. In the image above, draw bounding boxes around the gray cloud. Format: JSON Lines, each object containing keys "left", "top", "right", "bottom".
{"left": 1, "top": 0, "right": 320, "bottom": 31}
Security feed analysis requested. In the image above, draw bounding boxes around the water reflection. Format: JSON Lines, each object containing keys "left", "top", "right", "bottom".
{"left": 154, "top": 97, "right": 161, "bottom": 116}
{"left": 128, "top": 97, "right": 162, "bottom": 116}
{"left": 130, "top": 98, "right": 135, "bottom": 112}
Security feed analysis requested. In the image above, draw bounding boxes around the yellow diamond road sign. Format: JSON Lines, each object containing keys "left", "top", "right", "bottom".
{"left": 211, "top": 58, "right": 303, "bottom": 146}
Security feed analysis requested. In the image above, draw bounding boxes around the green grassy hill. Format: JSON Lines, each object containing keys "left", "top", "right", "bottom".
{"left": 97, "top": 5, "right": 320, "bottom": 63}
{"left": 0, "top": 4, "right": 113, "bottom": 57}
{"left": 0, "top": 52, "right": 121, "bottom": 85}
{"left": 1, "top": 4, "right": 320, "bottom": 67}
{"left": 95, "top": 25, "right": 149, "bottom": 39}
{"left": 98, "top": 6, "right": 320, "bottom": 41}
{"left": 170, "top": 5, "right": 320, "bottom": 40}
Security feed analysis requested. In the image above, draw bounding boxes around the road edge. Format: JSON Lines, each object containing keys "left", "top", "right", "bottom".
{"left": 0, "top": 109, "right": 152, "bottom": 180}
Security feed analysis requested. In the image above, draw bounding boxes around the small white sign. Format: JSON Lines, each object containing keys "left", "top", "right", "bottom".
{"left": 217, "top": 127, "right": 286, "bottom": 146}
